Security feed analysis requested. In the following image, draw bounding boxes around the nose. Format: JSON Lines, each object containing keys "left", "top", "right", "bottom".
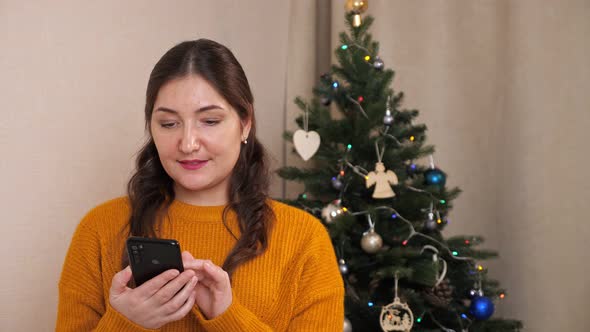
{"left": 179, "top": 124, "right": 200, "bottom": 154}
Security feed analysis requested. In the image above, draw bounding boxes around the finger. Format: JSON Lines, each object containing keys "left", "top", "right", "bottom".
{"left": 136, "top": 269, "right": 181, "bottom": 299}
{"left": 203, "top": 261, "right": 230, "bottom": 286}
{"left": 181, "top": 251, "right": 195, "bottom": 268}
{"left": 162, "top": 276, "right": 198, "bottom": 315}
{"left": 150, "top": 270, "right": 195, "bottom": 304}
{"left": 165, "top": 289, "right": 197, "bottom": 323}
{"left": 110, "top": 266, "right": 132, "bottom": 296}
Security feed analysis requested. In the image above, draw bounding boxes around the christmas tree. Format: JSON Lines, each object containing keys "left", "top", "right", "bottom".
{"left": 277, "top": 10, "right": 523, "bottom": 332}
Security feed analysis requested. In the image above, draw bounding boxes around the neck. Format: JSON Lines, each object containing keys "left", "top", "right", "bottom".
{"left": 173, "top": 182, "right": 229, "bottom": 206}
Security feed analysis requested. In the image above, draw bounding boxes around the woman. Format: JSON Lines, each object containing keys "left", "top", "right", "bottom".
{"left": 56, "top": 39, "right": 344, "bottom": 331}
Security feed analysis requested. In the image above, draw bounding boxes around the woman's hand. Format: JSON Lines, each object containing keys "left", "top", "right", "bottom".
{"left": 109, "top": 266, "right": 198, "bottom": 329}
{"left": 182, "top": 251, "right": 233, "bottom": 320}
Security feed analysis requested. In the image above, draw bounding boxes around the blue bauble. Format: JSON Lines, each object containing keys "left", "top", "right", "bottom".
{"left": 424, "top": 168, "right": 446, "bottom": 187}
{"left": 469, "top": 296, "right": 495, "bottom": 320}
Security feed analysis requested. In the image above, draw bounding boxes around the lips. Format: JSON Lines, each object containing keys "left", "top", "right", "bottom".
{"left": 178, "top": 159, "right": 208, "bottom": 170}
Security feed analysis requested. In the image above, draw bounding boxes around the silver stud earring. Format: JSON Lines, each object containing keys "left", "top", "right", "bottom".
{"left": 242, "top": 137, "right": 248, "bottom": 145}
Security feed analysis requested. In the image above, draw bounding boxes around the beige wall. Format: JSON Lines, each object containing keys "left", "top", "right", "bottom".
{"left": 1, "top": 1, "right": 588, "bottom": 331}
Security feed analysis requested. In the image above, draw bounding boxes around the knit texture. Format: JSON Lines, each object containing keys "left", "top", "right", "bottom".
{"left": 56, "top": 197, "right": 344, "bottom": 331}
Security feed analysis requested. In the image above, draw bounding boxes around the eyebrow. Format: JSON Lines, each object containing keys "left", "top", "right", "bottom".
{"left": 154, "top": 105, "right": 224, "bottom": 114}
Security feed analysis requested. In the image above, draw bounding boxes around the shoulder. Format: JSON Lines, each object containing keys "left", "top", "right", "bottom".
{"left": 267, "top": 199, "right": 330, "bottom": 247}
{"left": 76, "top": 196, "right": 130, "bottom": 235}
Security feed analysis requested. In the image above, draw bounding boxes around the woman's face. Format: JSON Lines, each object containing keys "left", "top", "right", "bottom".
{"left": 150, "top": 75, "right": 250, "bottom": 205}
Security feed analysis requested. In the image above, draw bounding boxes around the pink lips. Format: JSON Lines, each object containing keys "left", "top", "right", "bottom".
{"left": 178, "top": 159, "right": 208, "bottom": 170}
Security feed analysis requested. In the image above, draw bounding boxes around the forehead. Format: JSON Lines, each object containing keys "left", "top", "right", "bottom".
{"left": 154, "top": 75, "right": 229, "bottom": 110}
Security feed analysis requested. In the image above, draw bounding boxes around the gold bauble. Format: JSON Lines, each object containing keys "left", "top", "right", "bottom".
{"left": 345, "top": 0, "right": 368, "bottom": 14}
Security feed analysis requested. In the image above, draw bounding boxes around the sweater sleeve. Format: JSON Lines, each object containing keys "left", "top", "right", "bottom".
{"left": 56, "top": 211, "right": 153, "bottom": 332}
{"left": 286, "top": 221, "right": 345, "bottom": 331}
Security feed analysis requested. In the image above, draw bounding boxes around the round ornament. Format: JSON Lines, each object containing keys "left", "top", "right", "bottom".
{"left": 321, "top": 200, "right": 343, "bottom": 224}
{"left": 373, "top": 56, "right": 384, "bottom": 71}
{"left": 339, "top": 259, "right": 349, "bottom": 275}
{"left": 332, "top": 176, "right": 344, "bottom": 190}
{"left": 343, "top": 317, "right": 353, "bottom": 332}
{"left": 361, "top": 228, "right": 383, "bottom": 254}
{"left": 383, "top": 109, "right": 394, "bottom": 126}
{"left": 424, "top": 168, "right": 446, "bottom": 187}
{"left": 345, "top": 0, "right": 368, "bottom": 13}
{"left": 424, "top": 218, "right": 437, "bottom": 231}
{"left": 380, "top": 297, "right": 414, "bottom": 332}
{"left": 469, "top": 296, "right": 495, "bottom": 320}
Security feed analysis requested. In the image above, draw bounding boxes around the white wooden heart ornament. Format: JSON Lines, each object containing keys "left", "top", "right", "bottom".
{"left": 293, "top": 129, "right": 321, "bottom": 161}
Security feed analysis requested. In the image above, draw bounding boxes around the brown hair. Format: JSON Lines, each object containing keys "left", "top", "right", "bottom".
{"left": 125, "top": 39, "right": 274, "bottom": 278}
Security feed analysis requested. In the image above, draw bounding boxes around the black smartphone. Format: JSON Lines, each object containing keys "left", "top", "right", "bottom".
{"left": 126, "top": 236, "right": 184, "bottom": 287}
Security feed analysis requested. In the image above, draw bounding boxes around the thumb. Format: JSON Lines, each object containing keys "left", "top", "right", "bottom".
{"left": 110, "top": 266, "right": 132, "bottom": 296}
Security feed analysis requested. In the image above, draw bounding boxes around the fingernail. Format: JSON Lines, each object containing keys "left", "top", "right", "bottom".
{"left": 204, "top": 262, "right": 211, "bottom": 268}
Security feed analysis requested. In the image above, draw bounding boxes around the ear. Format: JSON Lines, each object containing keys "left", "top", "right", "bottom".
{"left": 241, "top": 114, "right": 252, "bottom": 140}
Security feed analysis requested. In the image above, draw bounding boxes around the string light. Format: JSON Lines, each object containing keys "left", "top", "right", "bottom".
{"left": 437, "top": 218, "right": 442, "bottom": 224}
{"left": 364, "top": 55, "right": 371, "bottom": 61}
{"left": 452, "top": 251, "right": 458, "bottom": 256}
{"left": 465, "top": 240, "right": 470, "bottom": 245}
{"left": 332, "top": 82, "right": 339, "bottom": 88}
{"left": 500, "top": 293, "right": 505, "bottom": 299}
{"left": 347, "top": 144, "right": 352, "bottom": 150}
{"left": 368, "top": 301, "right": 374, "bottom": 307}
{"left": 410, "top": 135, "right": 415, "bottom": 141}
{"left": 402, "top": 240, "right": 408, "bottom": 246}
{"left": 357, "top": 96, "right": 364, "bottom": 102}
{"left": 461, "top": 314, "right": 468, "bottom": 319}
{"left": 440, "top": 200, "right": 446, "bottom": 204}
{"left": 477, "top": 265, "right": 484, "bottom": 271}
{"left": 341, "top": 44, "right": 348, "bottom": 50}
{"left": 391, "top": 214, "right": 397, "bottom": 218}
{"left": 416, "top": 317, "right": 422, "bottom": 323}
{"left": 340, "top": 170, "right": 345, "bottom": 176}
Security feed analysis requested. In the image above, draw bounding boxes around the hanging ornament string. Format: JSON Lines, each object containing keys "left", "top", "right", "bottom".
{"left": 375, "top": 140, "right": 386, "bottom": 164}
{"left": 420, "top": 245, "right": 448, "bottom": 287}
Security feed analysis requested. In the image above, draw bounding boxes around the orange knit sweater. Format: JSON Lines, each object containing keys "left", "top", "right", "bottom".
{"left": 56, "top": 197, "right": 344, "bottom": 331}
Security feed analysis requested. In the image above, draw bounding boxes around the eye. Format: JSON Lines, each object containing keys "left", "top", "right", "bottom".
{"left": 202, "top": 119, "right": 220, "bottom": 126}
{"left": 160, "top": 122, "right": 178, "bottom": 129}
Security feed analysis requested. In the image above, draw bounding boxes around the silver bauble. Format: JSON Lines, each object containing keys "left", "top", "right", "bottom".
{"left": 321, "top": 200, "right": 342, "bottom": 224}
{"left": 373, "top": 56, "right": 384, "bottom": 70}
{"left": 343, "top": 317, "right": 353, "bottom": 332}
{"left": 383, "top": 109, "right": 394, "bottom": 126}
{"left": 339, "top": 259, "right": 349, "bottom": 275}
{"left": 361, "top": 229, "right": 383, "bottom": 254}
{"left": 424, "top": 219, "right": 437, "bottom": 231}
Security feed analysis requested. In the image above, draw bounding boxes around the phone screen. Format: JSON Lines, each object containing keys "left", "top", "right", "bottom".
{"left": 126, "top": 237, "right": 184, "bottom": 286}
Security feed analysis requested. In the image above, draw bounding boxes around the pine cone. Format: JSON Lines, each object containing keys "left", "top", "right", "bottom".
{"left": 422, "top": 278, "right": 454, "bottom": 308}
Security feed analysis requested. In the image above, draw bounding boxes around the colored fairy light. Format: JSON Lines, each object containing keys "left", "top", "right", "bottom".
{"left": 452, "top": 251, "right": 458, "bottom": 256}
{"left": 465, "top": 240, "right": 470, "bottom": 245}
{"left": 347, "top": 144, "right": 352, "bottom": 150}
{"left": 416, "top": 317, "right": 422, "bottom": 323}
{"left": 340, "top": 170, "right": 345, "bottom": 176}
{"left": 391, "top": 214, "right": 397, "bottom": 218}
{"left": 364, "top": 55, "right": 371, "bottom": 61}
{"left": 357, "top": 96, "right": 364, "bottom": 102}
{"left": 461, "top": 314, "right": 468, "bottom": 319}
{"left": 410, "top": 136, "right": 415, "bottom": 141}
{"left": 437, "top": 218, "right": 442, "bottom": 224}
{"left": 301, "top": 193, "right": 307, "bottom": 199}
{"left": 477, "top": 265, "right": 484, "bottom": 271}
{"left": 342, "top": 207, "right": 348, "bottom": 212}
{"left": 410, "top": 163, "right": 417, "bottom": 170}
{"left": 332, "top": 176, "right": 337, "bottom": 181}
{"left": 332, "top": 82, "right": 339, "bottom": 88}
{"left": 402, "top": 240, "right": 408, "bottom": 246}
{"left": 440, "top": 200, "right": 446, "bottom": 204}
{"left": 341, "top": 44, "right": 348, "bottom": 50}
{"left": 365, "top": 176, "right": 369, "bottom": 180}
{"left": 368, "top": 301, "right": 374, "bottom": 307}
{"left": 500, "top": 293, "right": 505, "bottom": 299}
